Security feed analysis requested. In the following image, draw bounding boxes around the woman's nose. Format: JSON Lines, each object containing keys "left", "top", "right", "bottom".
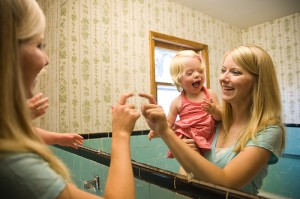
{"left": 219, "top": 72, "right": 229, "bottom": 82}
{"left": 44, "top": 54, "right": 49, "bottom": 66}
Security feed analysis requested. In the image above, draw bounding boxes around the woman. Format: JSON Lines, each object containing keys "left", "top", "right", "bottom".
{"left": 139, "top": 44, "right": 285, "bottom": 195}
{"left": 0, "top": 0, "right": 139, "bottom": 198}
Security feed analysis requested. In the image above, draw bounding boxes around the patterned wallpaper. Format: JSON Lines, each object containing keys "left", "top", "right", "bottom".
{"left": 242, "top": 14, "right": 300, "bottom": 124}
{"left": 35, "top": 0, "right": 299, "bottom": 134}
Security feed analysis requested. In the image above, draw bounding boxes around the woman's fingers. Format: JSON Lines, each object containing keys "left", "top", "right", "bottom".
{"left": 117, "top": 93, "right": 134, "bottom": 105}
{"left": 138, "top": 93, "right": 156, "bottom": 104}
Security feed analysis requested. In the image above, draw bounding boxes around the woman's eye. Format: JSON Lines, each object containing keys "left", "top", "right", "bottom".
{"left": 37, "top": 43, "right": 46, "bottom": 49}
{"left": 221, "top": 68, "right": 226, "bottom": 73}
{"left": 232, "top": 70, "right": 241, "bottom": 75}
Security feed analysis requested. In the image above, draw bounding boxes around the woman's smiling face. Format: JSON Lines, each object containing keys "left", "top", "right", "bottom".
{"left": 19, "top": 34, "right": 48, "bottom": 98}
{"left": 219, "top": 53, "right": 255, "bottom": 106}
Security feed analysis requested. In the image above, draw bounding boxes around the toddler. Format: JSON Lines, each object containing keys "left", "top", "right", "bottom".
{"left": 149, "top": 50, "right": 221, "bottom": 160}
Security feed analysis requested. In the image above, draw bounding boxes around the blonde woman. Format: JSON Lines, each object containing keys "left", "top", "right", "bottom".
{"left": 140, "top": 44, "right": 286, "bottom": 195}
{"left": 0, "top": 0, "right": 139, "bottom": 198}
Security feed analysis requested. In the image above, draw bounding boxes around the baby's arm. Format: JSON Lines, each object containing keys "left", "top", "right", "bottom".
{"left": 34, "top": 127, "right": 83, "bottom": 148}
{"left": 202, "top": 89, "right": 222, "bottom": 121}
{"left": 167, "top": 97, "right": 180, "bottom": 129}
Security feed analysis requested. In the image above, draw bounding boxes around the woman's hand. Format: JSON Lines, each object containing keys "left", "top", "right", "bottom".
{"left": 112, "top": 93, "right": 141, "bottom": 138}
{"left": 139, "top": 93, "right": 169, "bottom": 136}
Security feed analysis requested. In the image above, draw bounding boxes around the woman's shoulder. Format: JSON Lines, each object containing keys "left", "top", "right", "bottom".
{"left": 257, "top": 125, "right": 283, "bottom": 138}
{"left": 0, "top": 152, "right": 51, "bottom": 176}
{"left": 1, "top": 152, "right": 41, "bottom": 164}
{"left": 247, "top": 125, "right": 283, "bottom": 164}
{"left": 0, "top": 152, "right": 66, "bottom": 199}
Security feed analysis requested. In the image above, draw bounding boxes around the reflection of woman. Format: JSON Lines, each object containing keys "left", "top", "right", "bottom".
{"left": 140, "top": 44, "right": 286, "bottom": 195}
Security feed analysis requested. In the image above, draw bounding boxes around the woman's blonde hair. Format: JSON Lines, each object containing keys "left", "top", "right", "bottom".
{"left": 0, "top": 0, "right": 71, "bottom": 182}
{"left": 221, "top": 44, "right": 286, "bottom": 152}
{"left": 170, "top": 50, "right": 205, "bottom": 91}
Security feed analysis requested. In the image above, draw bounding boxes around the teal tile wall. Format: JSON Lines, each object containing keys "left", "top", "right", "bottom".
{"left": 83, "top": 135, "right": 180, "bottom": 173}
{"left": 51, "top": 146, "right": 191, "bottom": 198}
{"left": 259, "top": 127, "right": 300, "bottom": 199}
{"left": 52, "top": 126, "right": 300, "bottom": 199}
{"left": 284, "top": 127, "right": 300, "bottom": 156}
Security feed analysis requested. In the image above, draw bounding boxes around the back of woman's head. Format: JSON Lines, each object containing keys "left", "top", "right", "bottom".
{"left": 0, "top": 0, "right": 71, "bottom": 181}
{"left": 222, "top": 44, "right": 285, "bottom": 152}
{"left": 0, "top": 0, "right": 45, "bottom": 142}
{"left": 170, "top": 50, "right": 205, "bottom": 91}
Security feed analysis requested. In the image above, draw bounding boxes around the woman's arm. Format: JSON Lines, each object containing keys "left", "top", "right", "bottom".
{"left": 163, "top": 131, "right": 271, "bottom": 189}
{"left": 104, "top": 93, "right": 140, "bottom": 199}
{"left": 139, "top": 93, "right": 271, "bottom": 189}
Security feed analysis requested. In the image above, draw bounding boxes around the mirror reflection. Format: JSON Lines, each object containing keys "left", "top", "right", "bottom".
{"left": 33, "top": 0, "right": 300, "bottom": 198}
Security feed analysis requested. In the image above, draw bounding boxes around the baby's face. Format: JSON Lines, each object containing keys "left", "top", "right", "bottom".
{"left": 179, "top": 57, "right": 205, "bottom": 94}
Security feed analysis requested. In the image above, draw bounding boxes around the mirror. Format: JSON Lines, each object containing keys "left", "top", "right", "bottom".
{"left": 36, "top": 0, "right": 299, "bottom": 198}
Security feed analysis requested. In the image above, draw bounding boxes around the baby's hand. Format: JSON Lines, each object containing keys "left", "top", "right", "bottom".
{"left": 202, "top": 98, "right": 217, "bottom": 113}
{"left": 27, "top": 93, "right": 49, "bottom": 119}
{"left": 182, "top": 138, "right": 198, "bottom": 152}
{"left": 148, "top": 130, "right": 160, "bottom": 141}
{"left": 56, "top": 133, "right": 84, "bottom": 149}
{"left": 201, "top": 97, "right": 222, "bottom": 121}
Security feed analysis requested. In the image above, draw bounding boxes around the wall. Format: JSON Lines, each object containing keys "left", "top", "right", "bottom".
{"left": 51, "top": 134, "right": 262, "bottom": 199}
{"left": 90, "top": 127, "right": 300, "bottom": 198}
{"left": 35, "top": 0, "right": 241, "bottom": 134}
{"left": 83, "top": 134, "right": 180, "bottom": 173}
{"left": 35, "top": 0, "right": 299, "bottom": 134}
{"left": 242, "top": 14, "right": 300, "bottom": 124}
{"left": 51, "top": 146, "right": 191, "bottom": 199}
{"left": 51, "top": 126, "right": 300, "bottom": 198}
{"left": 259, "top": 126, "right": 300, "bottom": 199}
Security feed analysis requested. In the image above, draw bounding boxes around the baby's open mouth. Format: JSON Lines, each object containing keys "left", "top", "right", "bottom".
{"left": 192, "top": 81, "right": 201, "bottom": 88}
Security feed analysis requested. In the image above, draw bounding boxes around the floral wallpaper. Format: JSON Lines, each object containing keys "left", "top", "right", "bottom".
{"left": 242, "top": 14, "right": 300, "bottom": 124}
{"left": 35, "top": 0, "right": 299, "bottom": 134}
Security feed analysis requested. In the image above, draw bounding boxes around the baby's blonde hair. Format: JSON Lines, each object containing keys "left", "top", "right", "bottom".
{"left": 170, "top": 50, "right": 205, "bottom": 91}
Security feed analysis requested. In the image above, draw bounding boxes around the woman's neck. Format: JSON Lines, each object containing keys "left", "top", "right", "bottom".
{"left": 230, "top": 101, "right": 251, "bottom": 125}
{"left": 217, "top": 101, "right": 252, "bottom": 148}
